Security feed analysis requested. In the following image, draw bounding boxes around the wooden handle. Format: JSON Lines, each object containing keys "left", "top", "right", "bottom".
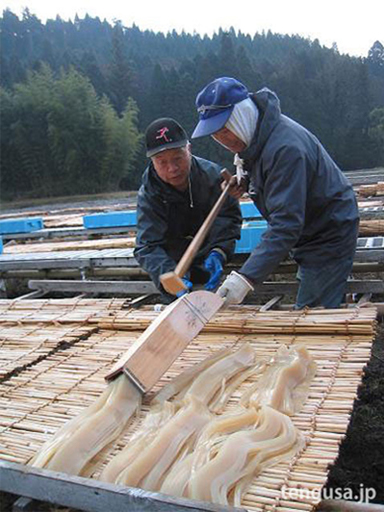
{"left": 174, "top": 169, "right": 233, "bottom": 279}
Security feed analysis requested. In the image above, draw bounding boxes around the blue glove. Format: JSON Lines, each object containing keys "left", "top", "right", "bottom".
{"left": 176, "top": 277, "right": 193, "bottom": 297}
{"left": 204, "top": 250, "right": 225, "bottom": 291}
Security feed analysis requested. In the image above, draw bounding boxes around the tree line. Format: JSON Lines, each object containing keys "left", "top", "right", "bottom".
{"left": 1, "top": 9, "right": 383, "bottom": 200}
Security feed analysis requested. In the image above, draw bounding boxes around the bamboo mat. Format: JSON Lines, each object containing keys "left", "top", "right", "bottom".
{"left": 0, "top": 298, "right": 126, "bottom": 380}
{"left": 0, "top": 303, "right": 378, "bottom": 511}
{"left": 0, "top": 323, "right": 92, "bottom": 380}
{"left": 4, "top": 236, "right": 136, "bottom": 254}
{"left": 0, "top": 298, "right": 127, "bottom": 324}
{"left": 97, "top": 305, "right": 378, "bottom": 336}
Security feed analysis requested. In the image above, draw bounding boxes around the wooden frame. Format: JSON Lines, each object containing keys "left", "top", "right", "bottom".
{"left": 28, "top": 279, "right": 158, "bottom": 295}
{"left": 28, "top": 278, "right": 384, "bottom": 296}
{"left": 0, "top": 461, "right": 245, "bottom": 512}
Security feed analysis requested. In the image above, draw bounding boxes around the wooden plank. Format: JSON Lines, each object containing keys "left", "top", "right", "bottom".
{"left": 2, "top": 225, "right": 138, "bottom": 241}
{"left": 12, "top": 497, "right": 36, "bottom": 512}
{"left": 0, "top": 461, "right": 244, "bottom": 512}
{"left": 28, "top": 279, "right": 158, "bottom": 295}
{"left": 0, "top": 253, "right": 93, "bottom": 271}
{"left": 356, "top": 293, "right": 373, "bottom": 306}
{"left": 106, "top": 290, "right": 224, "bottom": 391}
{"left": 351, "top": 175, "right": 384, "bottom": 185}
{"left": 259, "top": 295, "right": 283, "bottom": 311}
{"left": 2, "top": 227, "right": 85, "bottom": 241}
{"left": 91, "top": 254, "right": 137, "bottom": 267}
{"left": 13, "top": 289, "right": 47, "bottom": 301}
{"left": 0, "top": 252, "right": 137, "bottom": 271}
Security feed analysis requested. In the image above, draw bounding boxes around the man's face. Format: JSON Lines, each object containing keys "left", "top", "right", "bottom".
{"left": 152, "top": 145, "right": 191, "bottom": 191}
{"left": 212, "top": 127, "right": 246, "bottom": 153}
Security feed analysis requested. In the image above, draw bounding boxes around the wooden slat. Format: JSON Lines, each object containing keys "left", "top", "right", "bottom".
{"left": 4, "top": 237, "right": 136, "bottom": 255}
{"left": 28, "top": 279, "right": 158, "bottom": 295}
{"left": 106, "top": 291, "right": 224, "bottom": 390}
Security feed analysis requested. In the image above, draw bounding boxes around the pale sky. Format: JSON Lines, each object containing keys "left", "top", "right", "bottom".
{"left": 3, "top": 0, "right": 384, "bottom": 58}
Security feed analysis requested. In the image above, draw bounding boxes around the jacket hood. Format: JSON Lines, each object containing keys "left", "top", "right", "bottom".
{"left": 240, "top": 87, "right": 281, "bottom": 164}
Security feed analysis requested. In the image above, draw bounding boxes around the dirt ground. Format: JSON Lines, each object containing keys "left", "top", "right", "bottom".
{"left": 324, "top": 322, "right": 384, "bottom": 505}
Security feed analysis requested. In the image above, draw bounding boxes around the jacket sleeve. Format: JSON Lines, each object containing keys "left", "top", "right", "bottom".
{"left": 134, "top": 188, "right": 177, "bottom": 290}
{"left": 239, "top": 145, "right": 307, "bottom": 283}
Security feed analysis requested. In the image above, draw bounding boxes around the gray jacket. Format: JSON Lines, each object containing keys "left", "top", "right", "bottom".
{"left": 134, "top": 156, "right": 242, "bottom": 290}
{"left": 239, "top": 88, "right": 359, "bottom": 283}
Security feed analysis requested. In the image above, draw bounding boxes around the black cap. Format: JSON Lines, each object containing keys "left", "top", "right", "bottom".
{"left": 145, "top": 118, "right": 189, "bottom": 157}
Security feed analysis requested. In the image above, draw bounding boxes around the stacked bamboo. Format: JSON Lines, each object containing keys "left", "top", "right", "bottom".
{"left": 0, "top": 298, "right": 127, "bottom": 325}
{"left": 0, "top": 330, "right": 143, "bottom": 463}
{"left": 359, "top": 219, "right": 384, "bottom": 236}
{"left": 0, "top": 207, "right": 101, "bottom": 222}
{"left": 358, "top": 199, "right": 384, "bottom": 208}
{"left": 358, "top": 182, "right": 384, "bottom": 197}
{"left": 0, "top": 203, "right": 134, "bottom": 223}
{"left": 0, "top": 324, "right": 90, "bottom": 379}
{"left": 4, "top": 236, "right": 136, "bottom": 254}
{"left": 42, "top": 203, "right": 136, "bottom": 228}
{"left": 43, "top": 214, "right": 84, "bottom": 228}
{"left": 0, "top": 301, "right": 378, "bottom": 511}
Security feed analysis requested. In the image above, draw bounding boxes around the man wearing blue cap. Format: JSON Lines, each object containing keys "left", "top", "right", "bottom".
{"left": 192, "top": 77, "right": 359, "bottom": 308}
{"left": 134, "top": 117, "right": 242, "bottom": 302}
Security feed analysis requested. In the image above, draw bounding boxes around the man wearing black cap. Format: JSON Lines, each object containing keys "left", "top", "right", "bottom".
{"left": 192, "top": 77, "right": 359, "bottom": 309}
{"left": 134, "top": 117, "right": 242, "bottom": 301}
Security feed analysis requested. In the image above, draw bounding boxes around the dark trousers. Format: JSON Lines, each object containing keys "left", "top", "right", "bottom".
{"left": 295, "top": 256, "right": 354, "bottom": 309}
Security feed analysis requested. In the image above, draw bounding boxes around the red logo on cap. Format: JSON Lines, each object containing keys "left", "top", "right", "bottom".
{"left": 156, "top": 127, "right": 172, "bottom": 142}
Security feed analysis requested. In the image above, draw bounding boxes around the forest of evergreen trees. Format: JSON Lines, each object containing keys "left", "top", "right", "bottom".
{"left": 1, "top": 9, "right": 384, "bottom": 200}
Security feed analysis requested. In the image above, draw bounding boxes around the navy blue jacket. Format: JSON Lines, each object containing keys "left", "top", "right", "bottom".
{"left": 239, "top": 88, "right": 359, "bottom": 284}
{"left": 134, "top": 156, "right": 242, "bottom": 290}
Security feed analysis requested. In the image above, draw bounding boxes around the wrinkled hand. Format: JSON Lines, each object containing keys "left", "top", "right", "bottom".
{"left": 221, "top": 175, "right": 247, "bottom": 199}
{"left": 176, "top": 277, "right": 193, "bottom": 298}
{"left": 204, "top": 250, "right": 225, "bottom": 291}
{"left": 217, "top": 271, "right": 254, "bottom": 306}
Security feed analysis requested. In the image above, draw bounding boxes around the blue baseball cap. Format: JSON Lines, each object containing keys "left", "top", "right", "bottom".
{"left": 191, "top": 77, "right": 249, "bottom": 139}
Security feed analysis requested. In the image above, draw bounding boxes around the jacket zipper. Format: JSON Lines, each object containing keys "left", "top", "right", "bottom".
{"left": 188, "top": 174, "right": 194, "bottom": 208}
